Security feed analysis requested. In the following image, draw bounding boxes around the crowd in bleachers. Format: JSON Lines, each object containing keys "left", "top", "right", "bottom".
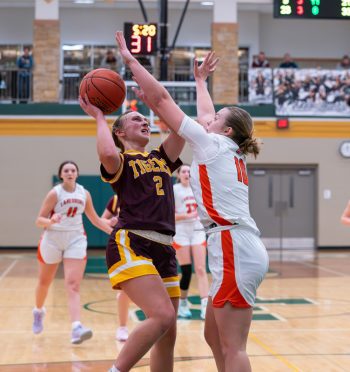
{"left": 248, "top": 52, "right": 350, "bottom": 114}
{"left": 273, "top": 68, "right": 350, "bottom": 115}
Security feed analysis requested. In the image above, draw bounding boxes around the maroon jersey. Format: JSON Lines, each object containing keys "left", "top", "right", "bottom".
{"left": 106, "top": 195, "right": 119, "bottom": 216}
{"left": 101, "top": 145, "right": 182, "bottom": 236}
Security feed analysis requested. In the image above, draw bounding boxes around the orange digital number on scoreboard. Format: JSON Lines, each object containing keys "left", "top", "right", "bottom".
{"left": 124, "top": 23, "right": 158, "bottom": 55}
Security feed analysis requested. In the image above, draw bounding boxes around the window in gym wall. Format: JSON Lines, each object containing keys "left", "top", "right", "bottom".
{"left": 239, "top": 47, "right": 249, "bottom": 102}
{"left": 63, "top": 44, "right": 91, "bottom": 69}
{"left": 0, "top": 45, "right": 33, "bottom": 68}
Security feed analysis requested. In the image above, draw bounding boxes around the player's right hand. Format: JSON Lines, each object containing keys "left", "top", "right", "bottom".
{"left": 109, "top": 216, "right": 118, "bottom": 227}
{"left": 194, "top": 51, "right": 219, "bottom": 82}
{"left": 50, "top": 213, "right": 62, "bottom": 225}
{"left": 79, "top": 94, "right": 104, "bottom": 119}
{"left": 115, "top": 31, "right": 136, "bottom": 65}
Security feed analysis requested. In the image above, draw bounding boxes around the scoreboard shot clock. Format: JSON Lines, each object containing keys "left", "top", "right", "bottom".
{"left": 274, "top": 0, "right": 350, "bottom": 19}
{"left": 124, "top": 23, "right": 158, "bottom": 55}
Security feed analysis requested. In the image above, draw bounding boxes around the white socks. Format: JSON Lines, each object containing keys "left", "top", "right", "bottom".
{"left": 109, "top": 365, "right": 120, "bottom": 372}
{"left": 34, "top": 307, "right": 46, "bottom": 313}
{"left": 72, "top": 321, "right": 81, "bottom": 330}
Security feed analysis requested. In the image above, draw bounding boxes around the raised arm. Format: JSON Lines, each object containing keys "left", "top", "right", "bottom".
{"left": 341, "top": 201, "right": 350, "bottom": 226}
{"left": 115, "top": 32, "right": 184, "bottom": 134}
{"left": 131, "top": 76, "right": 185, "bottom": 162}
{"left": 193, "top": 51, "right": 219, "bottom": 126}
{"left": 79, "top": 95, "right": 121, "bottom": 175}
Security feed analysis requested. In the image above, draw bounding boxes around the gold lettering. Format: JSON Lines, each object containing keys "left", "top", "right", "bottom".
{"left": 128, "top": 160, "right": 140, "bottom": 178}
{"left": 153, "top": 158, "right": 171, "bottom": 175}
{"left": 135, "top": 159, "right": 147, "bottom": 174}
{"left": 149, "top": 159, "right": 160, "bottom": 172}
{"left": 141, "top": 160, "right": 152, "bottom": 172}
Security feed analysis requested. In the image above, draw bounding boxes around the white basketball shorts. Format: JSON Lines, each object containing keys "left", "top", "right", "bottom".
{"left": 207, "top": 226, "right": 269, "bottom": 308}
{"left": 38, "top": 228, "right": 87, "bottom": 264}
{"left": 173, "top": 220, "right": 206, "bottom": 248}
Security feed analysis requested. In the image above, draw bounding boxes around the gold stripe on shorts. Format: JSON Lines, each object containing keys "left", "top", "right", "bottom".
{"left": 108, "top": 230, "right": 157, "bottom": 288}
{"left": 163, "top": 276, "right": 180, "bottom": 298}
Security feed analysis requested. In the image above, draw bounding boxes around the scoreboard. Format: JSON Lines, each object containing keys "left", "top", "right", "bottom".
{"left": 274, "top": 0, "right": 350, "bottom": 19}
{"left": 124, "top": 23, "right": 158, "bottom": 55}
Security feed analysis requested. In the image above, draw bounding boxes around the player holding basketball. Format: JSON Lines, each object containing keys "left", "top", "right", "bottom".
{"left": 173, "top": 164, "right": 209, "bottom": 320}
{"left": 79, "top": 87, "right": 185, "bottom": 370}
{"left": 115, "top": 31, "right": 269, "bottom": 372}
{"left": 101, "top": 195, "right": 131, "bottom": 342}
{"left": 33, "top": 161, "right": 112, "bottom": 344}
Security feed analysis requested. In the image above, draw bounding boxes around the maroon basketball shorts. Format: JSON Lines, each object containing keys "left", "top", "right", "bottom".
{"left": 106, "top": 229, "right": 180, "bottom": 298}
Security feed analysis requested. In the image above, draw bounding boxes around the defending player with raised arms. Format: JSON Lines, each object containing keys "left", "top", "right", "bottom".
{"left": 115, "top": 31, "right": 269, "bottom": 372}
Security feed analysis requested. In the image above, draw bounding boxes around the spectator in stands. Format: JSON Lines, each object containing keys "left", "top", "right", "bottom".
{"left": 101, "top": 49, "right": 124, "bottom": 74}
{"left": 17, "top": 47, "right": 33, "bottom": 103}
{"left": 252, "top": 52, "right": 270, "bottom": 68}
{"left": 279, "top": 53, "right": 298, "bottom": 69}
{"left": 255, "top": 71, "right": 266, "bottom": 95}
{"left": 336, "top": 55, "right": 350, "bottom": 70}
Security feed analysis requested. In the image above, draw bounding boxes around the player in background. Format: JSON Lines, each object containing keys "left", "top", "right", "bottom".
{"left": 173, "top": 164, "right": 209, "bottom": 320}
{"left": 116, "top": 31, "right": 269, "bottom": 372}
{"left": 79, "top": 89, "right": 185, "bottom": 370}
{"left": 341, "top": 200, "right": 350, "bottom": 226}
{"left": 33, "top": 161, "right": 112, "bottom": 344}
{"left": 101, "top": 195, "right": 131, "bottom": 342}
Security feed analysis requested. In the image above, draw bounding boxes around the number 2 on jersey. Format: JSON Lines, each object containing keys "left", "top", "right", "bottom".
{"left": 234, "top": 157, "right": 248, "bottom": 186}
{"left": 153, "top": 176, "right": 165, "bottom": 195}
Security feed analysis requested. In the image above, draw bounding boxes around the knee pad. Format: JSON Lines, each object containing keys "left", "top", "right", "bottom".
{"left": 180, "top": 264, "right": 192, "bottom": 290}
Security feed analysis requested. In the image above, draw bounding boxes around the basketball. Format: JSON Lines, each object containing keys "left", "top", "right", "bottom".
{"left": 79, "top": 68, "right": 126, "bottom": 114}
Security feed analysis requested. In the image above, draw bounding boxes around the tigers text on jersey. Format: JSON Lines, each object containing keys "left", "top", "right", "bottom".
{"left": 173, "top": 183, "right": 199, "bottom": 224}
{"left": 178, "top": 116, "right": 259, "bottom": 234}
{"left": 49, "top": 183, "right": 86, "bottom": 231}
{"left": 101, "top": 145, "right": 182, "bottom": 236}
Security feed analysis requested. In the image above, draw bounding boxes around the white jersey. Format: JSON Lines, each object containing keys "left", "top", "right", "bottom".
{"left": 173, "top": 183, "right": 199, "bottom": 225}
{"left": 178, "top": 115, "right": 259, "bottom": 234}
{"left": 49, "top": 183, "right": 87, "bottom": 231}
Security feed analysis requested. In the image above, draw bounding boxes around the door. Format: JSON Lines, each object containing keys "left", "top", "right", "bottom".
{"left": 248, "top": 166, "right": 317, "bottom": 260}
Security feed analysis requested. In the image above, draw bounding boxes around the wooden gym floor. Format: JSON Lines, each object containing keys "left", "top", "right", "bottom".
{"left": 0, "top": 249, "right": 350, "bottom": 372}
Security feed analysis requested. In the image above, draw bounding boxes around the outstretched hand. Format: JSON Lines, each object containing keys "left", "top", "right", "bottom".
{"left": 79, "top": 94, "right": 104, "bottom": 119}
{"left": 194, "top": 51, "right": 219, "bottom": 81}
{"left": 115, "top": 31, "right": 136, "bottom": 65}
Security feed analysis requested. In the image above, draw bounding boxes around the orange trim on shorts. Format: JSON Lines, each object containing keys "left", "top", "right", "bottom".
{"left": 173, "top": 240, "right": 206, "bottom": 250}
{"left": 212, "top": 230, "right": 250, "bottom": 309}
{"left": 172, "top": 241, "right": 182, "bottom": 250}
{"left": 37, "top": 235, "right": 45, "bottom": 264}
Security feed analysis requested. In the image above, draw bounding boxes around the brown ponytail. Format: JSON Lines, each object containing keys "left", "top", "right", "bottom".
{"left": 225, "top": 106, "right": 261, "bottom": 158}
{"left": 238, "top": 137, "right": 261, "bottom": 158}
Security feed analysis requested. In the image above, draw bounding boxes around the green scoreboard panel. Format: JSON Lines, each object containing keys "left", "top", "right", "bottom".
{"left": 274, "top": 0, "right": 350, "bottom": 19}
